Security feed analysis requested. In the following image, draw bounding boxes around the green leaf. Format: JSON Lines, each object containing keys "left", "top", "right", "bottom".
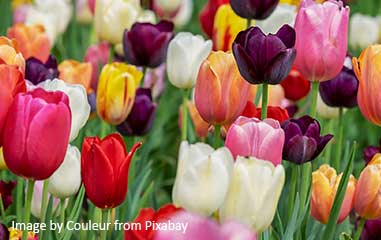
{"left": 283, "top": 193, "right": 300, "bottom": 240}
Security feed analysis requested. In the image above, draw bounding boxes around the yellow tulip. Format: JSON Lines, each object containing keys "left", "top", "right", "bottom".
{"left": 0, "top": 148, "right": 7, "bottom": 170}
{"left": 96, "top": 63, "right": 142, "bottom": 125}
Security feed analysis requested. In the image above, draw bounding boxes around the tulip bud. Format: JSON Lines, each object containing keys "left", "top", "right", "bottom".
{"left": 349, "top": 13, "right": 380, "bottom": 50}
{"left": 199, "top": 0, "right": 229, "bottom": 38}
{"left": 353, "top": 45, "right": 381, "bottom": 126}
{"left": 96, "top": 63, "right": 142, "bottom": 125}
{"left": 58, "top": 60, "right": 93, "bottom": 93}
{"left": 194, "top": 51, "right": 251, "bottom": 125}
{"left": 225, "top": 116, "right": 285, "bottom": 165}
{"left": 0, "top": 37, "right": 25, "bottom": 73}
{"left": 81, "top": 134, "right": 141, "bottom": 209}
{"left": 167, "top": 32, "right": 212, "bottom": 89}
{"left": 311, "top": 164, "right": 356, "bottom": 224}
{"left": 230, "top": 0, "right": 280, "bottom": 20}
{"left": 31, "top": 181, "right": 60, "bottom": 219}
{"left": 38, "top": 79, "right": 90, "bottom": 141}
{"left": 25, "top": 55, "right": 59, "bottom": 85}
{"left": 232, "top": 25, "right": 296, "bottom": 85}
{"left": 48, "top": 145, "right": 81, "bottom": 198}
{"left": 3, "top": 88, "right": 71, "bottom": 180}
{"left": 123, "top": 21, "right": 174, "bottom": 68}
{"left": 219, "top": 156, "right": 285, "bottom": 233}
{"left": 173, "top": 141, "right": 234, "bottom": 216}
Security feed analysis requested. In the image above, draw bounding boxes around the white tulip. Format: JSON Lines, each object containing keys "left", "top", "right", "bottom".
{"left": 172, "top": 0, "right": 193, "bottom": 27}
{"left": 48, "top": 145, "right": 81, "bottom": 198}
{"left": 172, "top": 141, "right": 234, "bottom": 216}
{"left": 38, "top": 79, "right": 90, "bottom": 141}
{"left": 256, "top": 4, "right": 296, "bottom": 34}
{"left": 219, "top": 156, "right": 285, "bottom": 233}
{"left": 350, "top": 13, "right": 380, "bottom": 49}
{"left": 167, "top": 32, "right": 212, "bottom": 89}
{"left": 154, "top": 0, "right": 182, "bottom": 13}
{"left": 317, "top": 93, "right": 340, "bottom": 120}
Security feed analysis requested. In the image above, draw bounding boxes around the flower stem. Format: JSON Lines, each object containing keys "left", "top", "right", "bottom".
{"left": 22, "top": 180, "right": 35, "bottom": 240}
{"left": 40, "top": 180, "right": 49, "bottom": 223}
{"left": 334, "top": 108, "right": 344, "bottom": 171}
{"left": 181, "top": 89, "right": 189, "bottom": 141}
{"left": 100, "top": 209, "right": 110, "bottom": 240}
{"left": 60, "top": 198, "right": 66, "bottom": 224}
{"left": 0, "top": 195, "right": 5, "bottom": 219}
{"left": 299, "top": 162, "right": 311, "bottom": 211}
{"left": 16, "top": 177, "right": 23, "bottom": 222}
{"left": 108, "top": 45, "right": 114, "bottom": 64}
{"left": 214, "top": 125, "right": 221, "bottom": 148}
{"left": 100, "top": 120, "right": 108, "bottom": 138}
{"left": 310, "top": 82, "right": 319, "bottom": 118}
{"left": 287, "top": 165, "right": 299, "bottom": 221}
{"left": 247, "top": 18, "right": 251, "bottom": 29}
{"left": 261, "top": 83, "right": 268, "bottom": 119}
{"left": 354, "top": 218, "right": 365, "bottom": 240}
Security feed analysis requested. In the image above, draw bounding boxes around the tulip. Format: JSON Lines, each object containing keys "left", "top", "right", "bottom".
{"left": 8, "top": 228, "right": 38, "bottom": 240}
{"left": 2, "top": 88, "right": 71, "bottom": 180}
{"left": 116, "top": 88, "right": 157, "bottom": 136}
{"left": 155, "top": 211, "right": 257, "bottom": 240}
{"left": 38, "top": 79, "right": 90, "bottom": 141}
{"left": 58, "top": 60, "right": 93, "bottom": 93}
{"left": 294, "top": 0, "right": 349, "bottom": 82}
{"left": 48, "top": 145, "right": 81, "bottom": 198}
{"left": 143, "top": 64, "right": 166, "bottom": 99}
{"left": 232, "top": 25, "right": 296, "bottom": 85}
{"left": 317, "top": 94, "right": 340, "bottom": 119}
{"left": 349, "top": 13, "right": 380, "bottom": 50}
{"left": 124, "top": 204, "right": 182, "bottom": 239}
{"left": 172, "top": 141, "right": 234, "bottom": 216}
{"left": 311, "top": 164, "right": 356, "bottom": 224}
{"left": 152, "top": 0, "right": 193, "bottom": 27}
{"left": 123, "top": 21, "right": 174, "bottom": 68}
{"left": 364, "top": 141, "right": 381, "bottom": 165}
{"left": 0, "top": 180, "right": 17, "bottom": 210}
{"left": 31, "top": 181, "right": 60, "bottom": 219}
{"left": 212, "top": 4, "right": 247, "bottom": 51}
{"left": 83, "top": 43, "right": 110, "bottom": 91}
{"left": 0, "top": 64, "right": 26, "bottom": 145}
{"left": 354, "top": 153, "right": 381, "bottom": 219}
{"left": 361, "top": 219, "right": 381, "bottom": 240}
{"left": 25, "top": 55, "right": 59, "bottom": 85}
{"left": 199, "top": 0, "right": 229, "bottom": 38}
{"left": 167, "top": 32, "right": 212, "bottom": 88}
{"left": 168, "top": 0, "right": 193, "bottom": 27}
{"left": 0, "top": 148, "right": 6, "bottom": 170}
{"left": 280, "top": 67, "right": 310, "bottom": 101}
{"left": 0, "top": 37, "right": 25, "bottom": 73}
{"left": 225, "top": 116, "right": 285, "bottom": 165}
{"left": 281, "top": 115, "right": 333, "bottom": 164}
{"left": 219, "top": 156, "right": 285, "bottom": 233}
{"left": 194, "top": 51, "right": 251, "bottom": 125}
{"left": 255, "top": 4, "right": 296, "bottom": 34}
{"left": 76, "top": 0, "right": 93, "bottom": 24}
{"left": 353, "top": 45, "right": 381, "bottom": 126}
{"left": 7, "top": 23, "right": 51, "bottom": 62}
{"left": 0, "top": 223, "right": 9, "bottom": 240}
{"left": 96, "top": 63, "right": 142, "bottom": 125}
{"left": 81, "top": 134, "right": 141, "bottom": 209}
{"left": 13, "top": 4, "right": 32, "bottom": 24}
{"left": 241, "top": 101, "right": 289, "bottom": 124}
{"left": 152, "top": 0, "right": 182, "bottom": 14}
{"left": 230, "top": 0, "right": 279, "bottom": 20}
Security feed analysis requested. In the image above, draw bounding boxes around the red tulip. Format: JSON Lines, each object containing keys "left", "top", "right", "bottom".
{"left": 81, "top": 134, "right": 141, "bottom": 209}
{"left": 199, "top": 0, "right": 229, "bottom": 38}
{"left": 280, "top": 67, "right": 310, "bottom": 101}
{"left": 3, "top": 88, "right": 71, "bottom": 180}
{"left": 0, "top": 64, "right": 26, "bottom": 146}
{"left": 242, "top": 101, "right": 290, "bottom": 124}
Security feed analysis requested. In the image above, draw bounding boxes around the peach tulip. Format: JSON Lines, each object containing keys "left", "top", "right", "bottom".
{"left": 58, "top": 60, "right": 93, "bottom": 93}
{"left": 0, "top": 37, "right": 25, "bottom": 73}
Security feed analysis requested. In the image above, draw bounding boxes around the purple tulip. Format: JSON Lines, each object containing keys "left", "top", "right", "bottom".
{"left": 363, "top": 140, "right": 381, "bottom": 165}
{"left": 0, "top": 223, "right": 9, "bottom": 240}
{"left": 232, "top": 25, "right": 296, "bottom": 85}
{"left": 0, "top": 180, "right": 17, "bottom": 210}
{"left": 25, "top": 55, "right": 59, "bottom": 85}
{"left": 319, "top": 67, "right": 359, "bottom": 108}
{"left": 281, "top": 115, "right": 333, "bottom": 164}
{"left": 123, "top": 21, "right": 174, "bottom": 68}
{"left": 230, "top": 0, "right": 279, "bottom": 20}
{"left": 116, "top": 88, "right": 157, "bottom": 136}
{"left": 361, "top": 219, "right": 381, "bottom": 240}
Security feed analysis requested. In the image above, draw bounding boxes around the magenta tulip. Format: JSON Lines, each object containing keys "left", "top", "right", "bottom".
{"left": 2, "top": 88, "right": 71, "bottom": 180}
{"left": 225, "top": 116, "right": 285, "bottom": 165}
{"left": 294, "top": 0, "right": 349, "bottom": 82}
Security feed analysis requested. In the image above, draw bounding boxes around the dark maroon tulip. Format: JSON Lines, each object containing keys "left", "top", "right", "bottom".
{"left": 230, "top": 0, "right": 279, "bottom": 19}
{"left": 0, "top": 223, "right": 9, "bottom": 240}
{"left": 361, "top": 219, "right": 381, "bottom": 240}
{"left": 363, "top": 140, "right": 381, "bottom": 165}
{"left": 232, "top": 25, "right": 296, "bottom": 85}
{"left": 0, "top": 180, "right": 16, "bottom": 210}
{"left": 123, "top": 21, "right": 174, "bottom": 68}
{"left": 281, "top": 115, "right": 333, "bottom": 164}
{"left": 319, "top": 67, "right": 359, "bottom": 108}
{"left": 116, "top": 88, "right": 157, "bottom": 136}
{"left": 25, "top": 55, "right": 59, "bottom": 85}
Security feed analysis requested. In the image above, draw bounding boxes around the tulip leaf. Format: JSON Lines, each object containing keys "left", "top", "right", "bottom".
{"left": 127, "top": 168, "right": 152, "bottom": 220}
{"left": 283, "top": 192, "right": 300, "bottom": 240}
{"left": 62, "top": 185, "right": 85, "bottom": 240}
{"left": 322, "top": 142, "right": 357, "bottom": 240}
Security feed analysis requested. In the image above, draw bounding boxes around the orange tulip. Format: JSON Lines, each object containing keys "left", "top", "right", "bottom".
{"left": 311, "top": 164, "right": 356, "bottom": 224}
{"left": 7, "top": 23, "right": 51, "bottom": 62}
{"left": 0, "top": 37, "right": 25, "bottom": 73}
{"left": 194, "top": 51, "right": 251, "bottom": 125}
{"left": 354, "top": 153, "right": 381, "bottom": 219}
{"left": 353, "top": 45, "right": 381, "bottom": 126}
{"left": 58, "top": 60, "right": 93, "bottom": 93}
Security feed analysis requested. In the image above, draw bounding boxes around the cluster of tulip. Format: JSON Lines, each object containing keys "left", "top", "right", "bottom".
{"left": 1, "top": 0, "right": 381, "bottom": 239}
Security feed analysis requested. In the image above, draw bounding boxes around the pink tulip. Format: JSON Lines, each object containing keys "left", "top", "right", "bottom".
{"left": 294, "top": 0, "right": 349, "bottom": 82}
{"left": 2, "top": 88, "right": 71, "bottom": 180}
{"left": 154, "top": 211, "right": 256, "bottom": 240}
{"left": 225, "top": 116, "right": 285, "bottom": 165}
{"left": 83, "top": 42, "right": 110, "bottom": 91}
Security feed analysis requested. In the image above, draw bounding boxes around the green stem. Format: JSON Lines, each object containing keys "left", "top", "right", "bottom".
{"left": 181, "top": 89, "right": 189, "bottom": 141}
{"left": 254, "top": 86, "right": 262, "bottom": 106}
{"left": 214, "top": 125, "right": 221, "bottom": 148}
{"left": 39, "top": 180, "right": 49, "bottom": 240}
{"left": 100, "top": 120, "right": 108, "bottom": 138}
{"left": 287, "top": 165, "right": 299, "bottom": 222}
{"left": 60, "top": 198, "right": 66, "bottom": 224}
{"left": 16, "top": 177, "right": 23, "bottom": 222}
{"left": 247, "top": 18, "right": 251, "bottom": 29}
{"left": 261, "top": 83, "right": 268, "bottom": 119}
{"left": 299, "top": 163, "right": 311, "bottom": 209}
{"left": 323, "top": 119, "right": 335, "bottom": 164}
{"left": 0, "top": 194, "right": 5, "bottom": 219}
{"left": 108, "top": 45, "right": 114, "bottom": 64}
{"left": 334, "top": 108, "right": 344, "bottom": 170}
{"left": 310, "top": 82, "right": 319, "bottom": 118}
{"left": 354, "top": 218, "right": 365, "bottom": 240}
{"left": 100, "top": 209, "right": 109, "bottom": 240}
{"left": 22, "top": 180, "right": 35, "bottom": 240}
